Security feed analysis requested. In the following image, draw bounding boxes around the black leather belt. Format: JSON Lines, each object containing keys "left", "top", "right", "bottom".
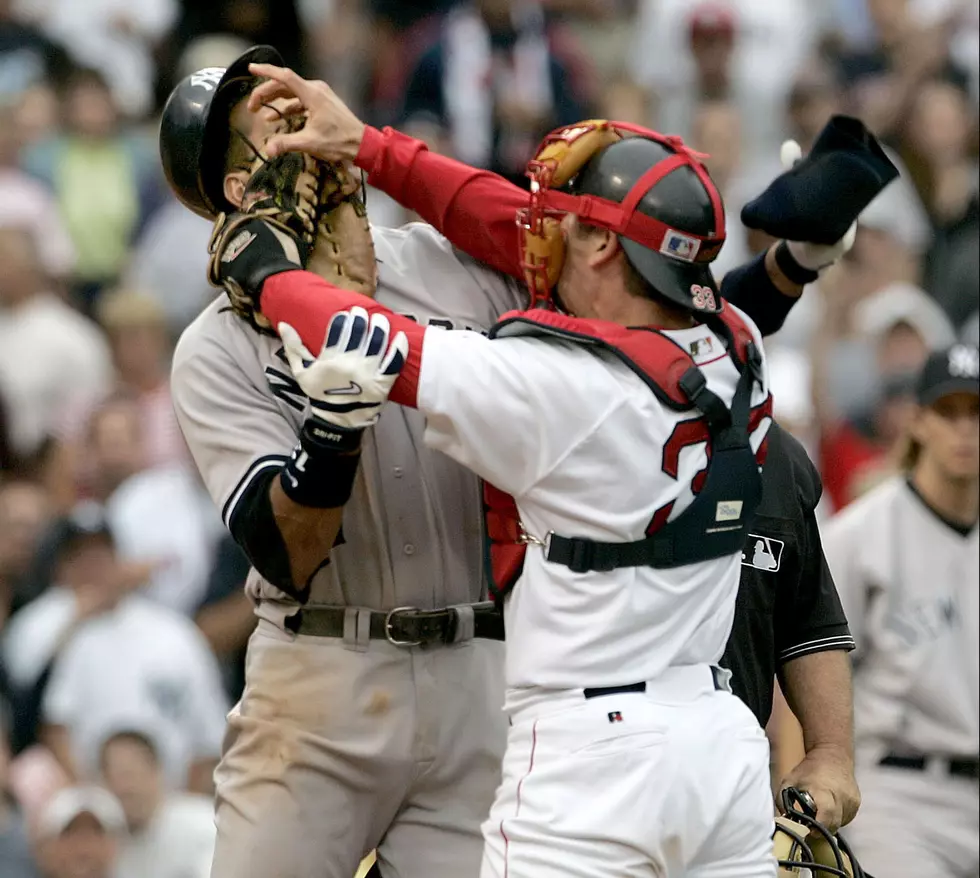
{"left": 584, "top": 667, "right": 728, "bottom": 699}
{"left": 879, "top": 753, "right": 980, "bottom": 781}
{"left": 285, "top": 603, "right": 505, "bottom": 647}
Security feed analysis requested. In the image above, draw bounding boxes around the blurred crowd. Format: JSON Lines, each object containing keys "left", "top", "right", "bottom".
{"left": 0, "top": 0, "right": 977, "bottom": 875}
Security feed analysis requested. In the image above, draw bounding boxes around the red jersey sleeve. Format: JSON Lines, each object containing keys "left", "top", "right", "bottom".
{"left": 260, "top": 271, "right": 425, "bottom": 408}
{"left": 356, "top": 125, "right": 528, "bottom": 279}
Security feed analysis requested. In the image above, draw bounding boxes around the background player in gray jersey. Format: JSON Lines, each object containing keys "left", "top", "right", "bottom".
{"left": 823, "top": 343, "right": 979, "bottom": 878}
{"left": 160, "top": 47, "right": 870, "bottom": 878}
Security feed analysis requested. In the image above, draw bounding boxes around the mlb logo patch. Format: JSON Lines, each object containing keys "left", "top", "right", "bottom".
{"left": 689, "top": 336, "right": 715, "bottom": 358}
{"left": 608, "top": 711, "right": 623, "bottom": 724}
{"left": 660, "top": 230, "right": 701, "bottom": 262}
{"left": 741, "top": 534, "right": 785, "bottom": 572}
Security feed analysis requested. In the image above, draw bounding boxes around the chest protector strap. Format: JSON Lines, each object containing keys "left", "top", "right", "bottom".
{"left": 545, "top": 335, "right": 764, "bottom": 573}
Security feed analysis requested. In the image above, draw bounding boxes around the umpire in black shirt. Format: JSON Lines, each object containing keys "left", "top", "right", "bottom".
{"left": 721, "top": 421, "right": 860, "bottom": 833}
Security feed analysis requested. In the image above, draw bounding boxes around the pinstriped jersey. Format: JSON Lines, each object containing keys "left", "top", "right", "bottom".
{"left": 171, "top": 223, "right": 524, "bottom": 629}
{"left": 822, "top": 477, "right": 979, "bottom": 757}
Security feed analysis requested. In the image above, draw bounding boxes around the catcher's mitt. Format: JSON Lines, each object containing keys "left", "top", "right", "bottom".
{"left": 774, "top": 788, "right": 872, "bottom": 878}
{"left": 207, "top": 114, "right": 376, "bottom": 333}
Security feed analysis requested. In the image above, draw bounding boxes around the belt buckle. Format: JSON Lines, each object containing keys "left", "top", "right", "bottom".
{"left": 384, "top": 606, "right": 423, "bottom": 648}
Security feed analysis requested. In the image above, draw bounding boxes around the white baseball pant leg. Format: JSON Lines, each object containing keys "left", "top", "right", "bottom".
{"left": 844, "top": 759, "right": 980, "bottom": 878}
{"left": 480, "top": 665, "right": 776, "bottom": 878}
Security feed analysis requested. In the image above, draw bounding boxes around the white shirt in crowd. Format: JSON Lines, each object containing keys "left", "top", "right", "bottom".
{"left": 43, "top": 594, "right": 229, "bottom": 788}
{"left": 106, "top": 465, "right": 223, "bottom": 617}
{"left": 16, "top": 0, "right": 177, "bottom": 117}
{"left": 1, "top": 587, "right": 78, "bottom": 688}
{"left": 115, "top": 793, "right": 216, "bottom": 878}
{"left": 414, "top": 309, "right": 770, "bottom": 710}
{"left": 0, "top": 292, "right": 113, "bottom": 456}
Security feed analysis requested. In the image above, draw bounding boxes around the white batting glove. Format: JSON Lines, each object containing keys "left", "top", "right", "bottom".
{"left": 279, "top": 306, "right": 409, "bottom": 432}
{"left": 779, "top": 139, "right": 858, "bottom": 272}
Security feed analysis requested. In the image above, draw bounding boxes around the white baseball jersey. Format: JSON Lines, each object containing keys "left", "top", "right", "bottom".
{"left": 822, "top": 476, "right": 980, "bottom": 757}
{"left": 171, "top": 223, "right": 524, "bottom": 628}
{"left": 412, "top": 310, "right": 771, "bottom": 704}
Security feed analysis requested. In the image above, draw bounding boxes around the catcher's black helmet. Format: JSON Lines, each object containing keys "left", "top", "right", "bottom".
{"left": 774, "top": 789, "right": 872, "bottom": 878}
{"left": 571, "top": 136, "right": 726, "bottom": 313}
{"left": 158, "top": 45, "right": 284, "bottom": 220}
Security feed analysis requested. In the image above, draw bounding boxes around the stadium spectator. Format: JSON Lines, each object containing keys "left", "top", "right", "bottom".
{"left": 0, "top": 0, "right": 73, "bottom": 102}
{"left": 32, "top": 786, "right": 124, "bottom": 878}
{"left": 1, "top": 504, "right": 151, "bottom": 752}
{"left": 22, "top": 68, "right": 162, "bottom": 314}
{"left": 0, "top": 705, "right": 38, "bottom": 878}
{"left": 401, "top": 0, "right": 590, "bottom": 185}
{"left": 100, "top": 729, "right": 215, "bottom": 878}
{"left": 36, "top": 506, "right": 229, "bottom": 792}
{"left": 21, "top": 0, "right": 176, "bottom": 118}
{"left": 81, "top": 395, "right": 219, "bottom": 616}
{"left": 0, "top": 479, "right": 52, "bottom": 623}
{"left": 0, "top": 103, "right": 76, "bottom": 281}
{"left": 0, "top": 226, "right": 112, "bottom": 464}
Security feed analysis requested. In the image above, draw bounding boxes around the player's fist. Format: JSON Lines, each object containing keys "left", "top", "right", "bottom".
{"left": 279, "top": 306, "right": 408, "bottom": 433}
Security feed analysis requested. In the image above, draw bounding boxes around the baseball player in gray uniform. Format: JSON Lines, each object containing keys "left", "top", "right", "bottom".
{"left": 158, "top": 47, "right": 855, "bottom": 878}
{"left": 822, "top": 343, "right": 980, "bottom": 878}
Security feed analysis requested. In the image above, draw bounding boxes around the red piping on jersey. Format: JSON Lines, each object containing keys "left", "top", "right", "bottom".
{"left": 356, "top": 125, "right": 528, "bottom": 281}
{"left": 260, "top": 271, "right": 426, "bottom": 408}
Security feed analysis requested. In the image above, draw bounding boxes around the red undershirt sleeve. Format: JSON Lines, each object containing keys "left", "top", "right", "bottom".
{"left": 260, "top": 271, "right": 426, "bottom": 408}
{"left": 355, "top": 125, "right": 528, "bottom": 279}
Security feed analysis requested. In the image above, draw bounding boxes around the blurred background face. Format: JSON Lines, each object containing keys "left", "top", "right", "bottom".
{"left": 88, "top": 402, "right": 146, "bottom": 493}
{"left": 787, "top": 68, "right": 841, "bottom": 148}
{"left": 65, "top": 78, "right": 117, "bottom": 139}
{"left": 877, "top": 322, "right": 929, "bottom": 376}
{"left": 691, "top": 100, "right": 741, "bottom": 188}
{"left": 866, "top": 0, "right": 910, "bottom": 45}
{"left": 689, "top": 25, "right": 734, "bottom": 83}
{"left": 914, "top": 392, "right": 980, "bottom": 480}
{"left": 38, "top": 814, "right": 116, "bottom": 878}
{"left": 0, "top": 227, "right": 43, "bottom": 307}
{"left": 54, "top": 537, "right": 117, "bottom": 592}
{"left": 906, "top": 80, "right": 972, "bottom": 166}
{"left": 0, "top": 480, "right": 51, "bottom": 578}
{"left": 101, "top": 736, "right": 163, "bottom": 832}
{"left": 109, "top": 325, "right": 169, "bottom": 386}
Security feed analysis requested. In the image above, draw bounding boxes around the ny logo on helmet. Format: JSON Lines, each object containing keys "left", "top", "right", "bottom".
{"left": 190, "top": 68, "right": 226, "bottom": 92}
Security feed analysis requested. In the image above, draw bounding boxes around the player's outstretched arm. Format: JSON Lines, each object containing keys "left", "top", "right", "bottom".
{"left": 247, "top": 63, "right": 528, "bottom": 279}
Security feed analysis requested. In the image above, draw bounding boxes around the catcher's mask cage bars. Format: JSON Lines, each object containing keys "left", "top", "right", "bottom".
{"left": 516, "top": 120, "right": 726, "bottom": 308}
{"left": 775, "top": 788, "right": 866, "bottom": 878}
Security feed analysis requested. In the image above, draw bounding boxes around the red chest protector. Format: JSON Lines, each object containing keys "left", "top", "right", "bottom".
{"left": 483, "top": 304, "right": 772, "bottom": 604}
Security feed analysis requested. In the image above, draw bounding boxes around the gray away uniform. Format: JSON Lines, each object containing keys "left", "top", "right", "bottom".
{"left": 171, "top": 223, "right": 525, "bottom": 878}
{"left": 823, "top": 477, "right": 979, "bottom": 878}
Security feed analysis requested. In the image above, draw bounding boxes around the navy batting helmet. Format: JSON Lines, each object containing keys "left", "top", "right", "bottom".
{"left": 158, "top": 45, "right": 284, "bottom": 219}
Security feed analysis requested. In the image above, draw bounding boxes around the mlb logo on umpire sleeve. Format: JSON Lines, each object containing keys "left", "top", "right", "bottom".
{"left": 741, "top": 535, "right": 784, "bottom": 572}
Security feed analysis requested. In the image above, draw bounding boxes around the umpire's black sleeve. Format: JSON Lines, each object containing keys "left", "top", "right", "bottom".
{"left": 720, "top": 251, "right": 799, "bottom": 337}
{"left": 773, "top": 441, "right": 855, "bottom": 673}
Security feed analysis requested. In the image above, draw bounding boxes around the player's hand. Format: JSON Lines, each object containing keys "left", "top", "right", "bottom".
{"left": 279, "top": 306, "right": 408, "bottom": 433}
{"left": 778, "top": 139, "right": 857, "bottom": 272}
{"left": 778, "top": 747, "right": 861, "bottom": 833}
{"left": 247, "top": 63, "right": 366, "bottom": 163}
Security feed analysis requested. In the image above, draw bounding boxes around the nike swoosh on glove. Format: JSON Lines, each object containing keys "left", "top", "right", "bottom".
{"left": 279, "top": 305, "right": 409, "bottom": 432}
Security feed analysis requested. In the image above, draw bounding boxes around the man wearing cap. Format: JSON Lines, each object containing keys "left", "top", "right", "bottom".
{"left": 33, "top": 786, "right": 125, "bottom": 878}
{"left": 822, "top": 343, "right": 980, "bottom": 878}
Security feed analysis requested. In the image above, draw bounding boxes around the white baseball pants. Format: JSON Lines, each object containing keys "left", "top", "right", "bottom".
{"left": 481, "top": 664, "right": 777, "bottom": 878}
{"left": 844, "top": 758, "right": 979, "bottom": 878}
